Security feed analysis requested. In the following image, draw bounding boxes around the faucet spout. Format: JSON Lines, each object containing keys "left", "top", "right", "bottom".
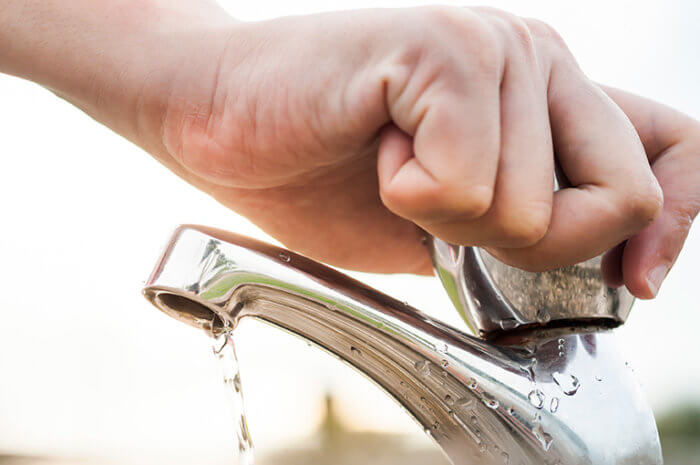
{"left": 143, "top": 225, "right": 662, "bottom": 465}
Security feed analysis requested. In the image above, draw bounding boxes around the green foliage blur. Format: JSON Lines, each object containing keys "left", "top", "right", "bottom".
{"left": 657, "top": 404, "right": 700, "bottom": 465}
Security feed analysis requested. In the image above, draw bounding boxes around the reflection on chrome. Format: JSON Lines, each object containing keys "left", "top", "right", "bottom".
{"left": 143, "top": 225, "right": 662, "bottom": 465}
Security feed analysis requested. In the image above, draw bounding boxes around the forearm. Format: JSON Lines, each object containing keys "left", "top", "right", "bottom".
{"left": 0, "top": 0, "right": 235, "bottom": 152}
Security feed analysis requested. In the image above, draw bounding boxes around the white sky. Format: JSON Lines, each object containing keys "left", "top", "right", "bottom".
{"left": 0, "top": 0, "right": 698, "bottom": 462}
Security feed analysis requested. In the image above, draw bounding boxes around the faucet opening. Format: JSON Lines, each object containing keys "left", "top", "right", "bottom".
{"left": 148, "top": 290, "right": 224, "bottom": 334}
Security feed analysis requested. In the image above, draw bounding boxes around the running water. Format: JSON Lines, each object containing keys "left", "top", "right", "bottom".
{"left": 212, "top": 325, "right": 255, "bottom": 465}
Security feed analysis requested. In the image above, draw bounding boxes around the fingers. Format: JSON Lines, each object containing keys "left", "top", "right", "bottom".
{"left": 378, "top": 12, "right": 555, "bottom": 248}
{"left": 378, "top": 10, "right": 666, "bottom": 275}
{"left": 598, "top": 87, "right": 700, "bottom": 298}
{"left": 378, "top": 34, "right": 502, "bottom": 226}
{"left": 426, "top": 37, "right": 554, "bottom": 247}
{"left": 491, "top": 56, "right": 663, "bottom": 269}
{"left": 618, "top": 147, "right": 698, "bottom": 299}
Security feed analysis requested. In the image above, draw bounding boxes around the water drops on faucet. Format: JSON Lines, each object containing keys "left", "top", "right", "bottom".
{"left": 414, "top": 359, "right": 431, "bottom": 378}
{"left": 499, "top": 318, "right": 519, "bottom": 330}
{"left": 536, "top": 308, "right": 552, "bottom": 324}
{"left": 481, "top": 391, "right": 500, "bottom": 410}
{"left": 549, "top": 397, "right": 560, "bottom": 413}
{"left": 532, "top": 423, "right": 554, "bottom": 451}
{"left": 552, "top": 372, "right": 580, "bottom": 396}
{"left": 456, "top": 397, "right": 475, "bottom": 409}
{"left": 528, "top": 389, "right": 546, "bottom": 409}
{"left": 144, "top": 227, "right": 664, "bottom": 465}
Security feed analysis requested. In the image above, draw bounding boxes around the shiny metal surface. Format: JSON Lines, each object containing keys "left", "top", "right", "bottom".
{"left": 430, "top": 240, "right": 635, "bottom": 337}
{"left": 143, "top": 225, "right": 661, "bottom": 465}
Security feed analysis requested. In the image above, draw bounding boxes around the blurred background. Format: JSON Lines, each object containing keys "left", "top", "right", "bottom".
{"left": 1, "top": 0, "right": 698, "bottom": 464}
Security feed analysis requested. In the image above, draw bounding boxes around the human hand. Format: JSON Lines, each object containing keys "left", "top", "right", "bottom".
{"left": 4, "top": 2, "right": 689, "bottom": 300}
{"left": 598, "top": 87, "right": 699, "bottom": 298}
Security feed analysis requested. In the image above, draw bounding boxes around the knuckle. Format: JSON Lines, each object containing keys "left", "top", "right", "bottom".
{"left": 498, "top": 201, "right": 552, "bottom": 247}
{"left": 449, "top": 184, "right": 496, "bottom": 219}
{"left": 670, "top": 206, "right": 695, "bottom": 238}
{"left": 509, "top": 19, "right": 536, "bottom": 55}
{"left": 624, "top": 181, "right": 664, "bottom": 227}
{"left": 379, "top": 183, "right": 413, "bottom": 218}
{"left": 522, "top": 18, "right": 572, "bottom": 59}
{"left": 422, "top": 7, "right": 502, "bottom": 76}
{"left": 384, "top": 181, "right": 495, "bottom": 223}
{"left": 492, "top": 11, "right": 537, "bottom": 55}
{"left": 523, "top": 18, "right": 564, "bottom": 44}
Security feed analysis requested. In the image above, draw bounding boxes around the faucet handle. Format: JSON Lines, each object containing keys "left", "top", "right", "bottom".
{"left": 429, "top": 241, "right": 635, "bottom": 337}
{"left": 430, "top": 166, "right": 635, "bottom": 337}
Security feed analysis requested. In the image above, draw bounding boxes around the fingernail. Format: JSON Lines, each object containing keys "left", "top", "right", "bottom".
{"left": 646, "top": 264, "right": 669, "bottom": 297}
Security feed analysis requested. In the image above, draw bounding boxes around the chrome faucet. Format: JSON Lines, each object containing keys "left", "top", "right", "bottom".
{"left": 143, "top": 224, "right": 662, "bottom": 465}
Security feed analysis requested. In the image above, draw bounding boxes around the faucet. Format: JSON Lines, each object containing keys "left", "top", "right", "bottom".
{"left": 143, "top": 224, "right": 662, "bottom": 465}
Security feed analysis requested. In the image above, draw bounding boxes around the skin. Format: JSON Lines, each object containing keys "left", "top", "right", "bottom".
{"left": 1, "top": 1, "right": 698, "bottom": 299}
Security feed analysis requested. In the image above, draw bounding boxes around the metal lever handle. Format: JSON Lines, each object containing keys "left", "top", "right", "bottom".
{"left": 429, "top": 168, "right": 634, "bottom": 337}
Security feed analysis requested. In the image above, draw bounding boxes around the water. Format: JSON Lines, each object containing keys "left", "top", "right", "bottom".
{"left": 549, "top": 397, "right": 560, "bottom": 413}
{"left": 552, "top": 371, "right": 581, "bottom": 396}
{"left": 481, "top": 391, "right": 500, "bottom": 409}
{"left": 532, "top": 423, "right": 554, "bottom": 451}
{"left": 415, "top": 359, "right": 432, "bottom": 377}
{"left": 212, "top": 327, "right": 255, "bottom": 465}
{"left": 528, "top": 389, "right": 545, "bottom": 409}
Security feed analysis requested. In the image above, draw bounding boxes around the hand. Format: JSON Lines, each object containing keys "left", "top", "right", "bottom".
{"left": 599, "top": 88, "right": 699, "bottom": 298}
{"left": 4, "top": 2, "right": 691, "bottom": 300}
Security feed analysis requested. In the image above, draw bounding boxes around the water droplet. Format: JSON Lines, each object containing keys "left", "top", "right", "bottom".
{"left": 479, "top": 441, "right": 488, "bottom": 453}
{"left": 473, "top": 298, "right": 481, "bottom": 309}
{"left": 532, "top": 424, "right": 553, "bottom": 451}
{"left": 457, "top": 397, "right": 475, "bottom": 409}
{"left": 549, "top": 397, "right": 559, "bottom": 413}
{"left": 521, "top": 365, "right": 536, "bottom": 382}
{"left": 470, "top": 415, "right": 478, "bottom": 425}
{"left": 499, "top": 318, "right": 518, "bottom": 330}
{"left": 350, "top": 346, "right": 362, "bottom": 357}
{"left": 481, "top": 392, "right": 499, "bottom": 409}
{"left": 438, "top": 343, "right": 448, "bottom": 354}
{"left": 536, "top": 308, "right": 551, "bottom": 323}
{"left": 553, "top": 372, "right": 580, "bottom": 396}
{"left": 501, "top": 451, "right": 510, "bottom": 464}
{"left": 528, "top": 389, "right": 545, "bottom": 409}
{"left": 468, "top": 378, "right": 478, "bottom": 390}
{"left": 507, "top": 407, "right": 516, "bottom": 416}
{"left": 278, "top": 252, "right": 291, "bottom": 262}
{"left": 432, "top": 421, "right": 440, "bottom": 430}
{"left": 494, "top": 444, "right": 500, "bottom": 452}
{"left": 445, "top": 394, "right": 455, "bottom": 405}
{"left": 441, "top": 359, "right": 449, "bottom": 368}
{"left": 595, "top": 375, "right": 603, "bottom": 382}
{"left": 414, "top": 359, "right": 431, "bottom": 377}
{"left": 558, "top": 351, "right": 564, "bottom": 357}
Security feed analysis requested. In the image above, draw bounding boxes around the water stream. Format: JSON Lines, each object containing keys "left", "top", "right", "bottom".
{"left": 212, "top": 325, "right": 255, "bottom": 465}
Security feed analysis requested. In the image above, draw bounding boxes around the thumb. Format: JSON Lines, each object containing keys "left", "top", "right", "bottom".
{"left": 615, "top": 144, "right": 699, "bottom": 299}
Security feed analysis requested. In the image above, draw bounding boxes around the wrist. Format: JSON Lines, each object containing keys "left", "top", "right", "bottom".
{"left": 2, "top": 1, "right": 239, "bottom": 155}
